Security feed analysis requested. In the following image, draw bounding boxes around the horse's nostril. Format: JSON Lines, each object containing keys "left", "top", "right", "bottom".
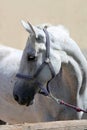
{"left": 13, "top": 94, "right": 27, "bottom": 105}
{"left": 14, "top": 94, "right": 19, "bottom": 102}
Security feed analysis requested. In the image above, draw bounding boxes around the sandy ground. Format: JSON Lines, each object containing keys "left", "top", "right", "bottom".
{"left": 0, "top": 0, "right": 87, "bottom": 50}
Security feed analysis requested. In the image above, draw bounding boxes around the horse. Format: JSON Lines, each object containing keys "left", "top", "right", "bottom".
{"left": 13, "top": 20, "right": 87, "bottom": 122}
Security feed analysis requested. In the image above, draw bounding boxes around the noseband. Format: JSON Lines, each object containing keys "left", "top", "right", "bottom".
{"left": 16, "top": 28, "right": 56, "bottom": 95}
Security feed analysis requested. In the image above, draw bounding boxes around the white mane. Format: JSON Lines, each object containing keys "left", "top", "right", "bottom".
{"left": 46, "top": 25, "right": 87, "bottom": 71}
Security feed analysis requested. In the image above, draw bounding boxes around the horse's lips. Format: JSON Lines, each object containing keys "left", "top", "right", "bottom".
{"left": 26, "top": 100, "right": 34, "bottom": 106}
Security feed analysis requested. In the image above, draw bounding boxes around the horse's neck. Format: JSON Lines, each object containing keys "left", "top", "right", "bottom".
{"left": 50, "top": 47, "right": 83, "bottom": 88}
{"left": 49, "top": 26, "right": 87, "bottom": 96}
{"left": 48, "top": 62, "right": 78, "bottom": 103}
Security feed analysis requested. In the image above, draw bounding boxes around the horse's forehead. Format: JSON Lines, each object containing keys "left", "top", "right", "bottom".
{"left": 34, "top": 27, "right": 46, "bottom": 38}
{"left": 26, "top": 37, "right": 46, "bottom": 53}
{"left": 35, "top": 42, "right": 46, "bottom": 52}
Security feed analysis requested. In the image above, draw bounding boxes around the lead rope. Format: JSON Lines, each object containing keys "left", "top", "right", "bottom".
{"left": 39, "top": 84, "right": 87, "bottom": 113}
{"left": 49, "top": 93, "right": 87, "bottom": 113}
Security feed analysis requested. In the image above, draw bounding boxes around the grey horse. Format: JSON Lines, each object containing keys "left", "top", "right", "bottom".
{"left": 13, "top": 21, "right": 87, "bottom": 121}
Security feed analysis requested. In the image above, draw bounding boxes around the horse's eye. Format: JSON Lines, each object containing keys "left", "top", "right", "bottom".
{"left": 27, "top": 55, "right": 36, "bottom": 61}
{"left": 36, "top": 35, "right": 43, "bottom": 43}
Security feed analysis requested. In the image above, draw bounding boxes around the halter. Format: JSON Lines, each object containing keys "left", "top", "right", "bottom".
{"left": 16, "top": 28, "right": 56, "bottom": 95}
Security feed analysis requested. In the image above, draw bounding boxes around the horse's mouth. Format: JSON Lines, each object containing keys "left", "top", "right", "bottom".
{"left": 26, "top": 100, "right": 34, "bottom": 106}
{"left": 16, "top": 98, "right": 34, "bottom": 106}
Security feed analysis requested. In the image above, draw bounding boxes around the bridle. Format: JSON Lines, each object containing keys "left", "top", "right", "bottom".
{"left": 16, "top": 28, "right": 56, "bottom": 95}
{"left": 16, "top": 28, "right": 87, "bottom": 114}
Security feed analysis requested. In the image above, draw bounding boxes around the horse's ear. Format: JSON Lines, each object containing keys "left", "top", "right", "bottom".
{"left": 21, "top": 20, "right": 35, "bottom": 35}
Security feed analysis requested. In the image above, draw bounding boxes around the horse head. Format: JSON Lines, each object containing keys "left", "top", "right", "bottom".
{"left": 13, "top": 21, "right": 61, "bottom": 106}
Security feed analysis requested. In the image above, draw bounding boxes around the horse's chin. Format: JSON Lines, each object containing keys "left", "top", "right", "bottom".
{"left": 17, "top": 99, "right": 34, "bottom": 106}
{"left": 26, "top": 100, "right": 34, "bottom": 106}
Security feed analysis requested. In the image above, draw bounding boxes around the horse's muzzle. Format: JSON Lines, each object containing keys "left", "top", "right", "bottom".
{"left": 13, "top": 92, "right": 34, "bottom": 106}
{"left": 13, "top": 81, "right": 36, "bottom": 106}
